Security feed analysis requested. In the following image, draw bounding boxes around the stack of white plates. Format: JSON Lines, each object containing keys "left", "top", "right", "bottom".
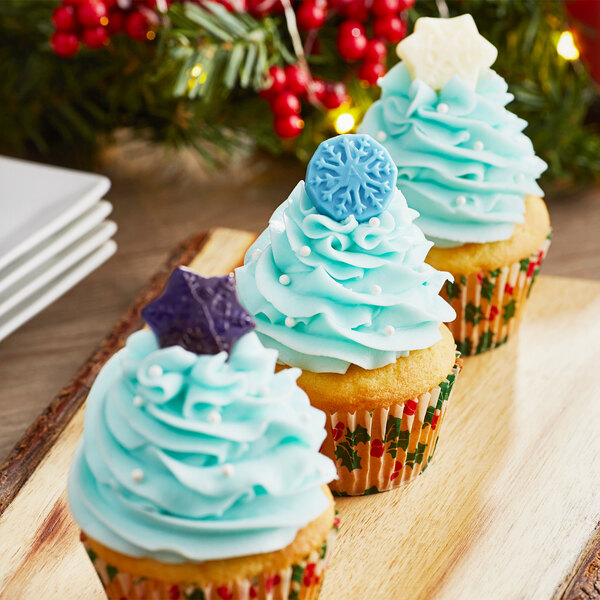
{"left": 0, "top": 156, "right": 117, "bottom": 342}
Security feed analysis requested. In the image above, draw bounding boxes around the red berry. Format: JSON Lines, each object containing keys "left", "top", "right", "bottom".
{"left": 370, "top": 439, "right": 385, "bottom": 458}
{"left": 309, "top": 77, "right": 326, "bottom": 102}
{"left": 267, "top": 65, "right": 287, "bottom": 92}
{"left": 77, "top": 0, "right": 108, "bottom": 28}
{"left": 338, "top": 0, "right": 368, "bottom": 21}
{"left": 373, "top": 15, "right": 406, "bottom": 43}
{"left": 52, "top": 6, "right": 77, "bottom": 32}
{"left": 297, "top": 2, "right": 327, "bottom": 30}
{"left": 372, "top": 0, "right": 402, "bottom": 16}
{"left": 125, "top": 11, "right": 150, "bottom": 41}
{"left": 285, "top": 65, "right": 309, "bottom": 95}
{"left": 274, "top": 114, "right": 304, "bottom": 138}
{"left": 337, "top": 21, "right": 367, "bottom": 61}
{"left": 106, "top": 10, "right": 124, "bottom": 34}
{"left": 400, "top": 0, "right": 415, "bottom": 8}
{"left": 271, "top": 91, "right": 301, "bottom": 116}
{"left": 359, "top": 61, "right": 386, "bottom": 85}
{"left": 321, "top": 81, "right": 348, "bottom": 109}
{"left": 51, "top": 31, "right": 79, "bottom": 57}
{"left": 82, "top": 26, "right": 109, "bottom": 48}
{"left": 504, "top": 283, "right": 514, "bottom": 295}
{"left": 488, "top": 306, "right": 499, "bottom": 322}
{"left": 364, "top": 39, "right": 387, "bottom": 63}
{"left": 63, "top": 0, "right": 85, "bottom": 5}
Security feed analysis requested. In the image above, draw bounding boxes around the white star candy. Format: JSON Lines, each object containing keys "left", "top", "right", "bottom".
{"left": 396, "top": 14, "right": 498, "bottom": 91}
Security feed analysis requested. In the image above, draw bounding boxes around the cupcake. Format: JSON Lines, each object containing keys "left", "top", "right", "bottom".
{"left": 358, "top": 14, "right": 551, "bottom": 355}
{"left": 235, "top": 134, "right": 461, "bottom": 496}
{"left": 68, "top": 268, "right": 338, "bottom": 600}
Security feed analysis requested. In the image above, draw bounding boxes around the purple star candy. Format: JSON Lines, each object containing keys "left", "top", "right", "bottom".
{"left": 305, "top": 134, "right": 398, "bottom": 222}
{"left": 141, "top": 268, "right": 254, "bottom": 356}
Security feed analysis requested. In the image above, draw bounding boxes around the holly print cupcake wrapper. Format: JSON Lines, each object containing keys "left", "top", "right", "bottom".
{"left": 441, "top": 233, "right": 551, "bottom": 356}
{"left": 323, "top": 360, "right": 461, "bottom": 496}
{"left": 83, "top": 524, "right": 338, "bottom": 600}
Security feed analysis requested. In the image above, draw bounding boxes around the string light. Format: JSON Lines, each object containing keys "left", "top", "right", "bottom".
{"left": 334, "top": 112, "right": 355, "bottom": 134}
{"left": 191, "top": 65, "right": 203, "bottom": 78}
{"left": 557, "top": 31, "right": 579, "bottom": 61}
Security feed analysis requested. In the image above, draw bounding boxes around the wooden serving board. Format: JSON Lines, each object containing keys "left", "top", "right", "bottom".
{"left": 1, "top": 227, "right": 600, "bottom": 600}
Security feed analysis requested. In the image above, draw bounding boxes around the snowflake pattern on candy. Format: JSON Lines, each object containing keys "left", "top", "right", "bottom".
{"left": 305, "top": 134, "right": 397, "bottom": 222}
{"left": 141, "top": 268, "right": 254, "bottom": 356}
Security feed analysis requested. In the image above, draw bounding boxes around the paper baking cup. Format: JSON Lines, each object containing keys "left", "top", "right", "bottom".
{"left": 83, "top": 523, "right": 338, "bottom": 600}
{"left": 440, "top": 234, "right": 551, "bottom": 356}
{"left": 323, "top": 360, "right": 461, "bottom": 496}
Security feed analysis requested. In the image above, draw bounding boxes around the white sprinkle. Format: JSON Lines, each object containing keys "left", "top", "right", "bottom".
{"left": 131, "top": 468, "right": 144, "bottom": 483}
{"left": 270, "top": 220, "right": 285, "bottom": 233}
{"left": 279, "top": 274, "right": 290, "bottom": 285}
{"left": 369, "top": 217, "right": 380, "bottom": 227}
{"left": 372, "top": 284, "right": 382, "bottom": 295}
{"left": 437, "top": 103, "right": 449, "bottom": 114}
{"left": 133, "top": 395, "right": 143, "bottom": 407}
{"left": 298, "top": 245, "right": 311, "bottom": 257}
{"left": 474, "top": 141, "right": 484, "bottom": 151}
{"left": 516, "top": 173, "right": 525, "bottom": 182}
{"left": 207, "top": 410, "right": 222, "bottom": 424}
{"left": 222, "top": 464, "right": 235, "bottom": 477}
{"left": 384, "top": 325, "right": 395, "bottom": 337}
{"left": 148, "top": 365, "right": 163, "bottom": 378}
{"left": 456, "top": 195, "right": 467, "bottom": 206}
{"left": 285, "top": 316, "right": 296, "bottom": 328}
{"left": 288, "top": 197, "right": 293, "bottom": 205}
{"left": 251, "top": 248, "right": 261, "bottom": 261}
{"left": 375, "top": 131, "right": 387, "bottom": 142}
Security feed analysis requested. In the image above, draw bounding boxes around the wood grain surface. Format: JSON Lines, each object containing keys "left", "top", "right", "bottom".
{"left": 0, "top": 228, "right": 599, "bottom": 600}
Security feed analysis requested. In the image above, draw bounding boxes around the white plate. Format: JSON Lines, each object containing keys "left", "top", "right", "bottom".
{"left": 0, "top": 156, "right": 110, "bottom": 272}
{"left": 0, "top": 240, "right": 117, "bottom": 342}
{"left": 0, "top": 200, "right": 113, "bottom": 295}
{"left": 0, "top": 220, "right": 117, "bottom": 319}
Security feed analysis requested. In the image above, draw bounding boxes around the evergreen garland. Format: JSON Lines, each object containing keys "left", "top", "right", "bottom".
{"left": 0, "top": 0, "right": 598, "bottom": 185}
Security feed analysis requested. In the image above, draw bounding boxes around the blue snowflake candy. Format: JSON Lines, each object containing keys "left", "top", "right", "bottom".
{"left": 305, "top": 134, "right": 398, "bottom": 222}
{"left": 141, "top": 268, "right": 254, "bottom": 356}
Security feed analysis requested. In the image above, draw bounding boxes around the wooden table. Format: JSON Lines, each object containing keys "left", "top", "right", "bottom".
{"left": 0, "top": 150, "right": 598, "bottom": 463}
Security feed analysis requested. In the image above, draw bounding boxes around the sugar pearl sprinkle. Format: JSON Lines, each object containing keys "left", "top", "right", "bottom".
{"left": 148, "top": 365, "right": 163, "bottom": 378}
{"left": 376, "top": 131, "right": 387, "bottom": 142}
{"left": 131, "top": 468, "right": 144, "bottom": 483}
{"left": 456, "top": 195, "right": 467, "bottom": 206}
{"left": 437, "top": 103, "right": 449, "bottom": 114}
{"left": 279, "top": 274, "right": 290, "bottom": 285}
{"left": 207, "top": 410, "right": 222, "bottom": 424}
{"left": 372, "top": 284, "right": 382, "bottom": 295}
{"left": 369, "top": 217, "right": 380, "bottom": 227}
{"left": 271, "top": 220, "right": 285, "bottom": 233}
{"left": 298, "top": 245, "right": 311, "bottom": 257}
{"left": 133, "top": 395, "right": 143, "bottom": 407}
{"left": 251, "top": 249, "right": 261, "bottom": 261}
{"left": 384, "top": 325, "right": 395, "bottom": 337}
{"left": 222, "top": 464, "right": 235, "bottom": 477}
{"left": 285, "top": 316, "right": 296, "bottom": 328}
{"left": 474, "top": 141, "right": 484, "bottom": 151}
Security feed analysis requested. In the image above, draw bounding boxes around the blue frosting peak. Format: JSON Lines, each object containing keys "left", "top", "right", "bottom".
{"left": 358, "top": 63, "right": 547, "bottom": 245}
{"left": 68, "top": 329, "right": 335, "bottom": 562}
{"left": 235, "top": 179, "right": 455, "bottom": 374}
{"left": 306, "top": 134, "right": 397, "bottom": 222}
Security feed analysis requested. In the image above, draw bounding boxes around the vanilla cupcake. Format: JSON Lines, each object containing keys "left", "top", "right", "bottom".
{"left": 68, "top": 268, "right": 338, "bottom": 600}
{"left": 236, "top": 134, "right": 461, "bottom": 495}
{"left": 358, "top": 14, "right": 551, "bottom": 355}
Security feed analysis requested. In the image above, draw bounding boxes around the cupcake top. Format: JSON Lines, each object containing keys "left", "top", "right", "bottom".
{"left": 235, "top": 134, "right": 455, "bottom": 375}
{"left": 358, "top": 14, "right": 547, "bottom": 247}
{"left": 68, "top": 268, "right": 336, "bottom": 563}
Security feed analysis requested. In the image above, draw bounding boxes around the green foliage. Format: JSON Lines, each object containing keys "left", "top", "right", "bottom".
{"left": 0, "top": 0, "right": 599, "bottom": 184}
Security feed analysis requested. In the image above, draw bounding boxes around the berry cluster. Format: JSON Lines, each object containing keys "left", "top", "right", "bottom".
{"left": 261, "top": 64, "right": 348, "bottom": 138}
{"left": 51, "top": 0, "right": 160, "bottom": 57}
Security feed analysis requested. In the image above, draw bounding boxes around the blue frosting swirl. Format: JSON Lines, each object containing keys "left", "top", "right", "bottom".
{"left": 358, "top": 63, "right": 547, "bottom": 245}
{"left": 68, "top": 330, "right": 335, "bottom": 562}
{"left": 235, "top": 182, "right": 455, "bottom": 374}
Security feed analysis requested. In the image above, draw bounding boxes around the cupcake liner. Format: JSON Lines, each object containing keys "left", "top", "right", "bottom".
{"left": 83, "top": 522, "right": 338, "bottom": 600}
{"left": 323, "top": 359, "right": 461, "bottom": 496}
{"left": 440, "top": 233, "right": 551, "bottom": 356}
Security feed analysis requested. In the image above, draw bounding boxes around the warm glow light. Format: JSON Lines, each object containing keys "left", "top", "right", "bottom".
{"left": 335, "top": 112, "right": 355, "bottom": 134}
{"left": 557, "top": 31, "right": 579, "bottom": 61}
{"left": 146, "top": 30, "right": 156, "bottom": 41}
{"left": 100, "top": 16, "right": 109, "bottom": 26}
{"left": 191, "top": 65, "right": 203, "bottom": 78}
